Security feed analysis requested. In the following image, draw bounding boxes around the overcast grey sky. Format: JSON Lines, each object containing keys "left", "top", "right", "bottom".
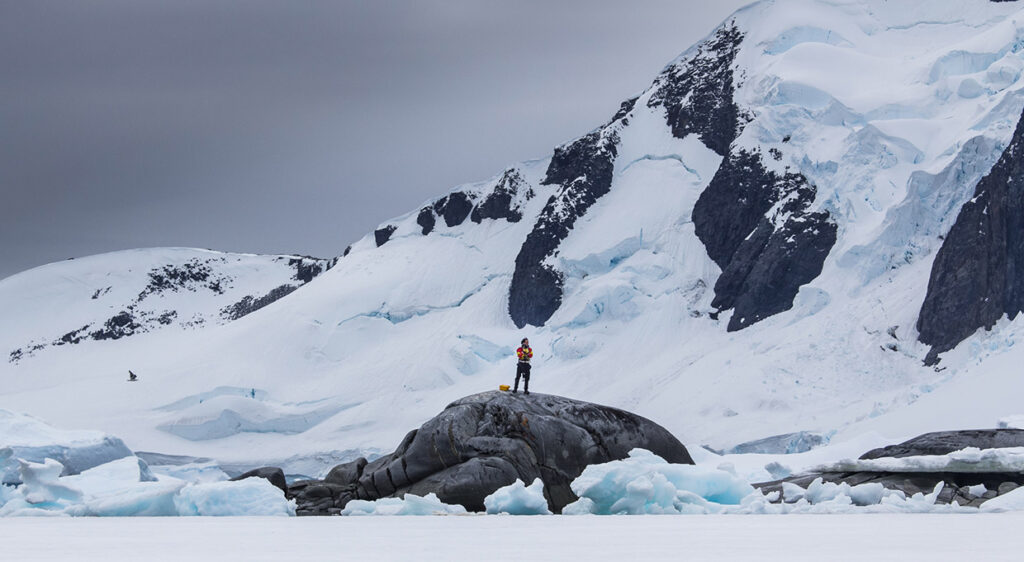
{"left": 0, "top": 0, "right": 750, "bottom": 280}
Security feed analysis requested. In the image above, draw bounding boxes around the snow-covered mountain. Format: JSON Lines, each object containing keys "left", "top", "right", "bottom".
{"left": 5, "top": 0, "right": 1024, "bottom": 477}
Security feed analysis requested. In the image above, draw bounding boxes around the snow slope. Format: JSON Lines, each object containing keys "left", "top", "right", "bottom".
{"left": 6, "top": 0, "right": 1024, "bottom": 475}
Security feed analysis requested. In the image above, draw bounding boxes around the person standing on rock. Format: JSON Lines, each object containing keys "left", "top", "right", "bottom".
{"left": 514, "top": 338, "right": 533, "bottom": 394}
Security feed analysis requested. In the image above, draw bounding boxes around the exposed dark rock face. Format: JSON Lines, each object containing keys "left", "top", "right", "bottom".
{"left": 647, "top": 23, "right": 744, "bottom": 155}
{"left": 220, "top": 284, "right": 298, "bottom": 321}
{"left": 290, "top": 391, "right": 691, "bottom": 515}
{"left": 89, "top": 310, "right": 143, "bottom": 341}
{"left": 918, "top": 106, "right": 1024, "bottom": 364}
{"left": 138, "top": 259, "right": 229, "bottom": 301}
{"left": 756, "top": 429, "right": 1024, "bottom": 508}
{"left": 508, "top": 108, "right": 627, "bottom": 328}
{"left": 287, "top": 256, "right": 335, "bottom": 284}
{"left": 859, "top": 429, "right": 1024, "bottom": 460}
{"left": 693, "top": 150, "right": 837, "bottom": 331}
{"left": 374, "top": 225, "right": 397, "bottom": 247}
{"left": 433, "top": 192, "right": 474, "bottom": 227}
{"left": 231, "top": 467, "right": 288, "bottom": 495}
{"left": 471, "top": 168, "right": 527, "bottom": 224}
{"left": 9, "top": 254, "right": 334, "bottom": 362}
{"left": 416, "top": 207, "right": 436, "bottom": 235}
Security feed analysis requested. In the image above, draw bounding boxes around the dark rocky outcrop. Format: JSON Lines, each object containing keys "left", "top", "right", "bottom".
{"left": 471, "top": 168, "right": 527, "bottom": 224}
{"left": 231, "top": 467, "right": 288, "bottom": 495}
{"left": 289, "top": 391, "right": 691, "bottom": 515}
{"left": 756, "top": 429, "right": 1024, "bottom": 507}
{"left": 859, "top": 429, "right": 1024, "bottom": 459}
{"left": 693, "top": 150, "right": 837, "bottom": 331}
{"left": 918, "top": 105, "right": 1024, "bottom": 364}
{"left": 287, "top": 256, "right": 335, "bottom": 284}
{"left": 416, "top": 207, "right": 436, "bottom": 235}
{"left": 647, "top": 23, "right": 745, "bottom": 156}
{"left": 374, "top": 225, "right": 397, "bottom": 247}
{"left": 220, "top": 284, "right": 298, "bottom": 321}
{"left": 433, "top": 192, "right": 474, "bottom": 227}
{"left": 507, "top": 111, "right": 627, "bottom": 328}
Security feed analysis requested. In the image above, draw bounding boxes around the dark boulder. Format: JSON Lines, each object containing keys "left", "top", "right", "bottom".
{"left": 298, "top": 391, "right": 691, "bottom": 514}
{"left": 230, "top": 467, "right": 288, "bottom": 495}
{"left": 859, "top": 429, "right": 1024, "bottom": 460}
{"left": 324, "top": 457, "right": 367, "bottom": 487}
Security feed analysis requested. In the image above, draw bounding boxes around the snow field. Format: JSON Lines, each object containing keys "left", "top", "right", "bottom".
{"left": 2, "top": 514, "right": 1023, "bottom": 562}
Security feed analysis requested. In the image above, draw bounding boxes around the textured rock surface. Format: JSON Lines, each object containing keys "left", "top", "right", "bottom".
{"left": 918, "top": 104, "right": 1024, "bottom": 364}
{"left": 291, "top": 391, "right": 691, "bottom": 514}
{"left": 859, "top": 429, "right": 1024, "bottom": 460}
{"left": 693, "top": 150, "right": 837, "bottom": 331}
{"left": 647, "top": 23, "right": 744, "bottom": 156}
{"left": 374, "top": 225, "right": 397, "bottom": 247}
{"left": 470, "top": 168, "right": 527, "bottom": 224}
{"left": 507, "top": 114, "right": 625, "bottom": 328}
{"left": 757, "top": 429, "right": 1024, "bottom": 506}
{"left": 230, "top": 467, "right": 288, "bottom": 495}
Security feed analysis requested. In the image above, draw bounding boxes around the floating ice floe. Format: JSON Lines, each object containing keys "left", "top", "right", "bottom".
{"left": 0, "top": 457, "right": 294, "bottom": 517}
{"left": 484, "top": 478, "right": 551, "bottom": 515}
{"left": 561, "top": 449, "right": 988, "bottom": 515}
{"left": 563, "top": 448, "right": 754, "bottom": 515}
{"left": 340, "top": 493, "right": 467, "bottom": 516}
{"left": 0, "top": 408, "right": 133, "bottom": 485}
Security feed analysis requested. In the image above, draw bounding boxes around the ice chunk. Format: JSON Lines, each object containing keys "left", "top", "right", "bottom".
{"left": 980, "top": 485, "right": 1024, "bottom": 512}
{"left": 483, "top": 478, "right": 551, "bottom": 515}
{"left": 174, "top": 478, "right": 295, "bottom": 516}
{"left": 566, "top": 448, "right": 754, "bottom": 515}
{"left": 340, "top": 493, "right": 467, "bottom": 516}
{"left": 17, "top": 459, "right": 82, "bottom": 507}
{"left": 0, "top": 409, "right": 132, "bottom": 484}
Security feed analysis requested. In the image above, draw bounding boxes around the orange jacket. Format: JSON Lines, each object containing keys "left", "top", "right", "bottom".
{"left": 517, "top": 346, "right": 533, "bottom": 363}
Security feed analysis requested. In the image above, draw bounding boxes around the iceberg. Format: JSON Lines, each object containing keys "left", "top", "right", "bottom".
{"left": 340, "top": 493, "right": 468, "bottom": 516}
{"left": 483, "top": 478, "right": 551, "bottom": 515}
{"left": 174, "top": 479, "right": 295, "bottom": 516}
{"left": 0, "top": 409, "right": 132, "bottom": 484}
{"left": 564, "top": 448, "right": 754, "bottom": 515}
{"left": 0, "top": 457, "right": 294, "bottom": 517}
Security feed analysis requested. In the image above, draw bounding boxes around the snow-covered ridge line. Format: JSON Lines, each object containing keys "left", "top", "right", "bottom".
{"left": 2, "top": 248, "right": 335, "bottom": 363}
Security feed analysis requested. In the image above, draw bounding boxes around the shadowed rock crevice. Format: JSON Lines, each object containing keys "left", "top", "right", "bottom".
{"left": 918, "top": 104, "right": 1024, "bottom": 364}
{"left": 289, "top": 391, "right": 691, "bottom": 515}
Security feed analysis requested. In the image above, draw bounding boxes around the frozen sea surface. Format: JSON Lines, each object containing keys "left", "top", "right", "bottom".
{"left": 2, "top": 514, "right": 1023, "bottom": 561}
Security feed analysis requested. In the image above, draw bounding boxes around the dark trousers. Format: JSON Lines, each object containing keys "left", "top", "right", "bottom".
{"left": 514, "top": 362, "right": 531, "bottom": 392}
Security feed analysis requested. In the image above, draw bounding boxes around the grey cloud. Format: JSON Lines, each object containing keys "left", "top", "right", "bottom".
{"left": 0, "top": 0, "right": 750, "bottom": 279}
